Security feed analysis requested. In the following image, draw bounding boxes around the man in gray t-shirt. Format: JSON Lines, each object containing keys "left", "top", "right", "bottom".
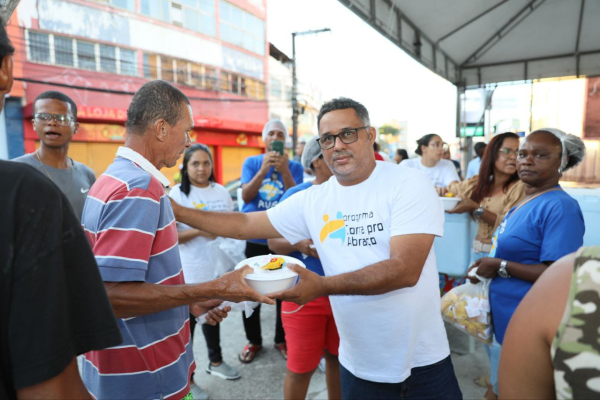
{"left": 13, "top": 153, "right": 95, "bottom": 219}
{"left": 12, "top": 91, "right": 96, "bottom": 220}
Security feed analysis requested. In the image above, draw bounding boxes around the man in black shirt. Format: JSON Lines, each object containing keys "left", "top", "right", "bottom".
{"left": 0, "top": 18, "right": 122, "bottom": 399}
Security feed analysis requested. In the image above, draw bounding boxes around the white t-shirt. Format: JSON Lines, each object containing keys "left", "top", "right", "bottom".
{"left": 401, "top": 158, "right": 460, "bottom": 187}
{"left": 169, "top": 183, "right": 233, "bottom": 283}
{"left": 266, "top": 162, "right": 450, "bottom": 383}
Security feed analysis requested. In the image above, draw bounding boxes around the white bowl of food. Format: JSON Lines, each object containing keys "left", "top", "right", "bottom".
{"left": 234, "top": 255, "right": 306, "bottom": 295}
{"left": 440, "top": 196, "right": 461, "bottom": 211}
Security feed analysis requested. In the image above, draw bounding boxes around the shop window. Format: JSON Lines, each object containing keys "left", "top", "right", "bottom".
{"left": 120, "top": 48, "right": 138, "bottom": 76}
{"left": 160, "top": 56, "right": 175, "bottom": 82}
{"left": 28, "top": 31, "right": 50, "bottom": 63}
{"left": 220, "top": 71, "right": 239, "bottom": 94}
{"left": 143, "top": 54, "right": 159, "bottom": 79}
{"left": 175, "top": 59, "right": 187, "bottom": 83}
{"left": 77, "top": 40, "right": 96, "bottom": 70}
{"left": 99, "top": 44, "right": 117, "bottom": 74}
{"left": 54, "top": 36, "right": 74, "bottom": 66}
{"left": 140, "top": 0, "right": 170, "bottom": 23}
{"left": 219, "top": 1, "right": 265, "bottom": 55}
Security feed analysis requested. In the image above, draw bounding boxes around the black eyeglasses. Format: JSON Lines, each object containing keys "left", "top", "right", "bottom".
{"left": 317, "top": 126, "right": 369, "bottom": 150}
{"left": 33, "top": 113, "right": 74, "bottom": 126}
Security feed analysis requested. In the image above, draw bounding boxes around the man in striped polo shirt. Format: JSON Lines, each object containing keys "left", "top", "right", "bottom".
{"left": 81, "top": 80, "right": 273, "bottom": 399}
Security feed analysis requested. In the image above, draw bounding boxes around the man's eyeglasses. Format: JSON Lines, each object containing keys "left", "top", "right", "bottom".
{"left": 498, "top": 148, "right": 518, "bottom": 156}
{"left": 33, "top": 113, "right": 74, "bottom": 126}
{"left": 317, "top": 126, "right": 369, "bottom": 150}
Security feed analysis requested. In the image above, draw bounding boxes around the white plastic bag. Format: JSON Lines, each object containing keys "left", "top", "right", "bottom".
{"left": 205, "top": 238, "right": 246, "bottom": 279}
{"left": 196, "top": 301, "right": 259, "bottom": 324}
{"left": 440, "top": 269, "right": 492, "bottom": 344}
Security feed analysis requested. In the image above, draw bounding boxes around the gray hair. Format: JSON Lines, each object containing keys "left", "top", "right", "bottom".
{"left": 126, "top": 80, "right": 190, "bottom": 136}
{"left": 317, "top": 97, "right": 370, "bottom": 130}
{"left": 530, "top": 128, "right": 586, "bottom": 173}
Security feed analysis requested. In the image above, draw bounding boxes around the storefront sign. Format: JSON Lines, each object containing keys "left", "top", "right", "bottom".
{"left": 79, "top": 106, "right": 127, "bottom": 121}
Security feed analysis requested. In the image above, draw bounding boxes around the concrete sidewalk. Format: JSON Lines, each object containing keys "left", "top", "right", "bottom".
{"left": 192, "top": 304, "right": 488, "bottom": 399}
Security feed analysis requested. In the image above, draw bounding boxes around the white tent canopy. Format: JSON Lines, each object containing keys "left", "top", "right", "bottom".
{"left": 339, "top": 0, "right": 600, "bottom": 87}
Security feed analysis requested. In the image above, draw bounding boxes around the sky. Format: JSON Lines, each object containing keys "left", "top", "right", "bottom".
{"left": 267, "top": 0, "right": 458, "bottom": 146}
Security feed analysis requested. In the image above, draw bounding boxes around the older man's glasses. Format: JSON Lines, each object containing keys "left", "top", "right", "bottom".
{"left": 317, "top": 126, "right": 369, "bottom": 150}
{"left": 33, "top": 113, "right": 74, "bottom": 126}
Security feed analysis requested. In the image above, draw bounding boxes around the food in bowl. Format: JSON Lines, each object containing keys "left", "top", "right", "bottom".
{"left": 234, "top": 255, "right": 306, "bottom": 295}
{"left": 440, "top": 196, "right": 461, "bottom": 211}
{"left": 444, "top": 192, "right": 456, "bottom": 197}
{"left": 261, "top": 256, "right": 285, "bottom": 271}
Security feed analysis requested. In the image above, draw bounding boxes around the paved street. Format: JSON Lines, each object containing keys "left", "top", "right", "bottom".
{"left": 192, "top": 304, "right": 488, "bottom": 399}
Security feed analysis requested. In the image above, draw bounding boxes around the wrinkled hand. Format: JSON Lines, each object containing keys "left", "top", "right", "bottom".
{"left": 435, "top": 186, "right": 448, "bottom": 197}
{"left": 190, "top": 299, "right": 231, "bottom": 326}
{"left": 267, "top": 264, "right": 326, "bottom": 305}
{"left": 215, "top": 266, "right": 275, "bottom": 305}
{"left": 467, "top": 257, "right": 501, "bottom": 283}
{"left": 169, "top": 197, "right": 183, "bottom": 220}
{"left": 295, "top": 239, "right": 319, "bottom": 259}
{"left": 446, "top": 196, "right": 478, "bottom": 214}
{"left": 274, "top": 152, "right": 290, "bottom": 173}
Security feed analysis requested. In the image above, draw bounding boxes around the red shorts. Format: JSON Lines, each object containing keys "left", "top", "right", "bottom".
{"left": 281, "top": 296, "right": 340, "bottom": 374}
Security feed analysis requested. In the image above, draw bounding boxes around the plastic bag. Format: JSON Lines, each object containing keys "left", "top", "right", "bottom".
{"left": 196, "top": 301, "right": 259, "bottom": 324}
{"left": 440, "top": 269, "right": 492, "bottom": 344}
{"left": 205, "top": 238, "right": 246, "bottom": 279}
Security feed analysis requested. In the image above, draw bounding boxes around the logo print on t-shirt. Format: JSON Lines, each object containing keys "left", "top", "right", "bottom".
{"left": 259, "top": 180, "right": 284, "bottom": 202}
{"left": 320, "top": 212, "right": 346, "bottom": 244}
{"left": 193, "top": 201, "right": 207, "bottom": 210}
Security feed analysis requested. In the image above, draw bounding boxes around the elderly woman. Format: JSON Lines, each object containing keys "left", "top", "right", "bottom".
{"left": 469, "top": 128, "right": 587, "bottom": 397}
{"left": 401, "top": 134, "right": 460, "bottom": 193}
{"left": 447, "top": 133, "right": 525, "bottom": 264}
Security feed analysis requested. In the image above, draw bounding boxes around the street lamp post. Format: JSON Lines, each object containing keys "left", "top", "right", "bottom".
{"left": 291, "top": 28, "right": 331, "bottom": 155}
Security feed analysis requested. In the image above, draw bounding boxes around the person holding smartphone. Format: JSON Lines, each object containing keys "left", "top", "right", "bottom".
{"left": 238, "top": 119, "right": 304, "bottom": 363}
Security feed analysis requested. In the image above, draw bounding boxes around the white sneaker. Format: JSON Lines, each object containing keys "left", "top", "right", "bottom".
{"left": 206, "top": 361, "right": 241, "bottom": 380}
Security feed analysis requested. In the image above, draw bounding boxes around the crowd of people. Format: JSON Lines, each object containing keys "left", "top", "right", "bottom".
{"left": 2, "top": 16, "right": 600, "bottom": 400}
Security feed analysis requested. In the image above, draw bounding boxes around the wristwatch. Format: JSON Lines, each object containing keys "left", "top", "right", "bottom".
{"left": 498, "top": 260, "right": 511, "bottom": 278}
{"left": 473, "top": 206, "right": 485, "bottom": 219}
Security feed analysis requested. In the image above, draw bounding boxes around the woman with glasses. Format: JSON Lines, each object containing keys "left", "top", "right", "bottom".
{"left": 401, "top": 134, "right": 460, "bottom": 193}
{"left": 467, "top": 128, "right": 586, "bottom": 399}
{"left": 446, "top": 133, "right": 525, "bottom": 266}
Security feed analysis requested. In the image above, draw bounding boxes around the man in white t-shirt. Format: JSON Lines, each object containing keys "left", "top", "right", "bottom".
{"left": 171, "top": 98, "right": 462, "bottom": 399}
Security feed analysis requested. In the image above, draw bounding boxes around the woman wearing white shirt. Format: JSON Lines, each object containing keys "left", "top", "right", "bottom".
{"left": 169, "top": 144, "right": 241, "bottom": 384}
{"left": 401, "top": 134, "right": 460, "bottom": 193}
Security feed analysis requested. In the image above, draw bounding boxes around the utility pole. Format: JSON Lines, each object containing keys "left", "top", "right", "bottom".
{"left": 291, "top": 28, "right": 330, "bottom": 155}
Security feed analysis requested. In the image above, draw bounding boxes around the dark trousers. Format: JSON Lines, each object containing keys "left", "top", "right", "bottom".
{"left": 340, "top": 356, "right": 462, "bottom": 399}
{"left": 189, "top": 314, "right": 222, "bottom": 364}
{"left": 242, "top": 241, "right": 286, "bottom": 346}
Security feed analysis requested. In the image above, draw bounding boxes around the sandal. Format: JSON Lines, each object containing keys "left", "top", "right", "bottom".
{"left": 274, "top": 342, "right": 287, "bottom": 360}
{"left": 239, "top": 343, "right": 262, "bottom": 364}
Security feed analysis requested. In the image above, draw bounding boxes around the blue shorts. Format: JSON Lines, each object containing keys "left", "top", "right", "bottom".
{"left": 340, "top": 355, "right": 462, "bottom": 399}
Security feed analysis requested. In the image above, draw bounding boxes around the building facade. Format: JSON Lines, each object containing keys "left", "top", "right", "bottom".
{"left": 6, "top": 0, "right": 270, "bottom": 184}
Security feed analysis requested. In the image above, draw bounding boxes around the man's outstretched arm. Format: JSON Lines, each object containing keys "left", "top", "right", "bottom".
{"left": 171, "top": 198, "right": 281, "bottom": 240}
{"left": 268, "top": 234, "right": 434, "bottom": 305}
{"left": 105, "top": 266, "right": 275, "bottom": 319}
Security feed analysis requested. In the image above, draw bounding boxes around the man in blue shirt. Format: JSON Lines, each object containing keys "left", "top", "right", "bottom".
{"left": 238, "top": 119, "right": 304, "bottom": 363}
{"left": 466, "top": 142, "right": 487, "bottom": 179}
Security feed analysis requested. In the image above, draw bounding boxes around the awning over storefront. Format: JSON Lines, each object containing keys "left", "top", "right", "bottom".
{"left": 339, "top": 0, "right": 600, "bottom": 87}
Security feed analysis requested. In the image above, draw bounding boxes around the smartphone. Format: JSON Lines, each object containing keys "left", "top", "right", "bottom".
{"left": 271, "top": 140, "right": 284, "bottom": 155}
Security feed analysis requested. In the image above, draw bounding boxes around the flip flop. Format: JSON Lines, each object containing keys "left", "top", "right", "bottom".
{"left": 239, "top": 343, "right": 262, "bottom": 364}
{"left": 274, "top": 342, "right": 287, "bottom": 360}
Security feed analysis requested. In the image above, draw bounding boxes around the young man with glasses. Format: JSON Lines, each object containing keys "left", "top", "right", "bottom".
{"left": 171, "top": 97, "right": 462, "bottom": 399}
{"left": 13, "top": 91, "right": 95, "bottom": 220}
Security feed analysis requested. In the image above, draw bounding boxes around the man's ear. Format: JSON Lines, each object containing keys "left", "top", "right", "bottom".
{"left": 367, "top": 126, "right": 377, "bottom": 144}
{"left": 155, "top": 120, "right": 167, "bottom": 143}
{"left": 73, "top": 121, "right": 80, "bottom": 135}
{"left": 0, "top": 55, "right": 13, "bottom": 96}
